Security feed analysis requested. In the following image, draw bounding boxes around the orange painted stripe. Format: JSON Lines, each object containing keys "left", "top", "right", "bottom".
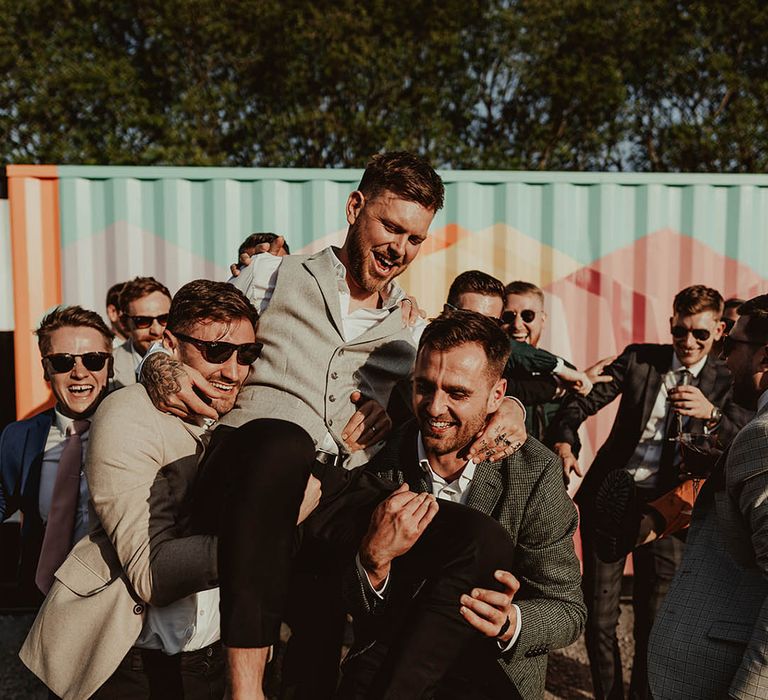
{"left": 8, "top": 166, "right": 61, "bottom": 419}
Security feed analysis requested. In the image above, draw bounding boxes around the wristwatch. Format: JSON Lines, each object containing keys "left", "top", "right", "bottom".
{"left": 708, "top": 406, "right": 723, "bottom": 426}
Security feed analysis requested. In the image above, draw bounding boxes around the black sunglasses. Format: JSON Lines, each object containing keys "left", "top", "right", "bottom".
{"left": 501, "top": 309, "right": 536, "bottom": 325}
{"left": 721, "top": 334, "right": 765, "bottom": 357}
{"left": 44, "top": 352, "right": 111, "bottom": 374}
{"left": 173, "top": 332, "right": 263, "bottom": 366}
{"left": 125, "top": 314, "right": 169, "bottom": 329}
{"left": 671, "top": 326, "right": 711, "bottom": 341}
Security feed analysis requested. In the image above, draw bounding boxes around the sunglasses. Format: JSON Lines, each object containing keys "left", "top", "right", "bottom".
{"left": 44, "top": 352, "right": 111, "bottom": 374}
{"left": 125, "top": 314, "right": 169, "bottom": 329}
{"left": 721, "top": 334, "right": 765, "bottom": 358}
{"left": 173, "top": 332, "right": 263, "bottom": 365}
{"left": 671, "top": 326, "right": 711, "bottom": 341}
{"left": 501, "top": 309, "right": 536, "bottom": 325}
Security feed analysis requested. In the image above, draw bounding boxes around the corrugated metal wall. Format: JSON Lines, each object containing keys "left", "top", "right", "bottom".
{"left": 6, "top": 166, "right": 768, "bottom": 477}
{"left": 0, "top": 198, "right": 12, "bottom": 331}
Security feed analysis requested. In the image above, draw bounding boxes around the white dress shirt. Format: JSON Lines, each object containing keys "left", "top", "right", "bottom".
{"left": 624, "top": 354, "right": 708, "bottom": 488}
{"left": 38, "top": 410, "right": 91, "bottom": 544}
{"left": 135, "top": 588, "right": 220, "bottom": 654}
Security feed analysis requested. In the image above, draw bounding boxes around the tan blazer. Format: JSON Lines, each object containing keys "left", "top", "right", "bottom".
{"left": 20, "top": 384, "right": 218, "bottom": 700}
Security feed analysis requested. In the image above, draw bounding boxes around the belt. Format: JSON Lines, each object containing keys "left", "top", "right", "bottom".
{"left": 123, "top": 640, "right": 223, "bottom": 672}
{"left": 313, "top": 449, "right": 344, "bottom": 478}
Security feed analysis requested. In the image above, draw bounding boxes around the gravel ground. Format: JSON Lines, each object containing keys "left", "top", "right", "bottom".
{"left": 2, "top": 606, "right": 635, "bottom": 699}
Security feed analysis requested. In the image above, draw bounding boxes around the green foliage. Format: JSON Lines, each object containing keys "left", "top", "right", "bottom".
{"left": 1, "top": 0, "right": 766, "bottom": 170}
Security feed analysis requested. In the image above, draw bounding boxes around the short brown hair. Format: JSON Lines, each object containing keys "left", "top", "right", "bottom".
{"left": 358, "top": 152, "right": 444, "bottom": 212}
{"left": 447, "top": 271, "right": 504, "bottom": 308}
{"left": 106, "top": 281, "right": 126, "bottom": 309}
{"left": 418, "top": 309, "right": 511, "bottom": 380}
{"left": 119, "top": 276, "right": 172, "bottom": 314}
{"left": 673, "top": 285, "right": 724, "bottom": 317}
{"left": 36, "top": 306, "right": 114, "bottom": 356}
{"left": 238, "top": 232, "right": 290, "bottom": 256}
{"left": 167, "top": 280, "right": 259, "bottom": 336}
{"left": 737, "top": 295, "right": 768, "bottom": 343}
{"left": 504, "top": 281, "right": 545, "bottom": 306}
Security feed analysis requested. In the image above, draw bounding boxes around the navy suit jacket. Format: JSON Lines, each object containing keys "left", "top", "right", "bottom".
{"left": 0, "top": 409, "right": 54, "bottom": 585}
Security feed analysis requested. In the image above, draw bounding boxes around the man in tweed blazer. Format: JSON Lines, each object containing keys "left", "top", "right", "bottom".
{"left": 649, "top": 295, "right": 768, "bottom": 699}
{"left": 340, "top": 310, "right": 585, "bottom": 699}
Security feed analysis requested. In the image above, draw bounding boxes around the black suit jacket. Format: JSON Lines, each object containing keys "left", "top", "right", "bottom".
{"left": 545, "top": 344, "right": 752, "bottom": 512}
{"left": 350, "top": 422, "right": 586, "bottom": 700}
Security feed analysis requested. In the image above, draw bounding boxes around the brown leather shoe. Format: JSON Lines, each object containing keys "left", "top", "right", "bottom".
{"left": 646, "top": 478, "right": 704, "bottom": 540}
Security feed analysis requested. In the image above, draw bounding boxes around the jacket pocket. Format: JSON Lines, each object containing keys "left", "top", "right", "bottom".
{"left": 54, "top": 551, "right": 118, "bottom": 596}
{"left": 707, "top": 619, "right": 751, "bottom": 644}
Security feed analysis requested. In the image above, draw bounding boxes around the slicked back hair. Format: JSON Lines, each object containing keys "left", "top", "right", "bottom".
{"left": 737, "top": 295, "right": 768, "bottom": 343}
{"left": 673, "top": 285, "right": 724, "bottom": 317}
{"left": 119, "top": 276, "right": 172, "bottom": 314}
{"left": 358, "top": 152, "right": 444, "bottom": 212}
{"left": 167, "top": 279, "right": 259, "bottom": 336}
{"left": 36, "top": 305, "right": 114, "bottom": 356}
{"left": 504, "top": 280, "right": 544, "bottom": 306}
{"left": 418, "top": 309, "right": 511, "bottom": 381}
{"left": 447, "top": 270, "right": 505, "bottom": 308}
{"left": 238, "top": 232, "right": 290, "bottom": 256}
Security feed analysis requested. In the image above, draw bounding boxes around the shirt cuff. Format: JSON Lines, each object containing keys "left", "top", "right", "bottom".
{"left": 504, "top": 395, "right": 527, "bottom": 423}
{"left": 135, "top": 342, "right": 172, "bottom": 380}
{"left": 497, "top": 604, "right": 522, "bottom": 652}
{"left": 356, "top": 552, "right": 389, "bottom": 599}
{"left": 552, "top": 357, "right": 566, "bottom": 375}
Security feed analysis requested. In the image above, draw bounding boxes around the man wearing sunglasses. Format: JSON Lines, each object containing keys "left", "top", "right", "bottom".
{"left": 648, "top": 294, "right": 768, "bottom": 699}
{"left": 21, "top": 280, "right": 293, "bottom": 699}
{"left": 112, "top": 276, "right": 172, "bottom": 389}
{"left": 0, "top": 305, "right": 114, "bottom": 605}
{"left": 141, "top": 153, "right": 529, "bottom": 700}
{"left": 546, "top": 285, "right": 752, "bottom": 700}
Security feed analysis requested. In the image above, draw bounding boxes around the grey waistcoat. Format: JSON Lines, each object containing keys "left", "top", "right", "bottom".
{"left": 218, "top": 248, "right": 417, "bottom": 468}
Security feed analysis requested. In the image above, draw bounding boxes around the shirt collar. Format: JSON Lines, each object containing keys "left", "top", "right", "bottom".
{"left": 416, "top": 432, "right": 477, "bottom": 485}
{"left": 671, "top": 352, "right": 707, "bottom": 378}
{"left": 53, "top": 408, "right": 90, "bottom": 436}
{"left": 329, "top": 247, "right": 404, "bottom": 310}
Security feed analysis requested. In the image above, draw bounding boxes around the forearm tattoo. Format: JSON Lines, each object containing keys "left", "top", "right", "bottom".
{"left": 142, "top": 352, "right": 185, "bottom": 407}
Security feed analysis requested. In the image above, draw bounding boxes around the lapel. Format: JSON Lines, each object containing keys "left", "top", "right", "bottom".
{"left": 696, "top": 356, "right": 717, "bottom": 399}
{"left": 303, "top": 249, "right": 346, "bottom": 342}
{"left": 639, "top": 345, "right": 673, "bottom": 429}
{"left": 20, "top": 411, "right": 54, "bottom": 494}
{"left": 400, "top": 427, "right": 431, "bottom": 492}
{"left": 464, "top": 459, "right": 504, "bottom": 515}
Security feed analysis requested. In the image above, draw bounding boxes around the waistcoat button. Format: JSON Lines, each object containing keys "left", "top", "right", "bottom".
{"left": 329, "top": 395, "right": 336, "bottom": 402}
{"left": 330, "top": 372, "right": 338, "bottom": 380}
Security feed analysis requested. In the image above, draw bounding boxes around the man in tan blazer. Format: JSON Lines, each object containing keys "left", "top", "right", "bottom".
{"left": 19, "top": 279, "right": 270, "bottom": 699}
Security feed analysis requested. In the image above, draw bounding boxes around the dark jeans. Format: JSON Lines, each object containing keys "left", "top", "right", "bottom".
{"left": 194, "top": 419, "right": 516, "bottom": 700}
{"left": 90, "top": 642, "right": 225, "bottom": 700}
{"left": 581, "top": 516, "right": 685, "bottom": 700}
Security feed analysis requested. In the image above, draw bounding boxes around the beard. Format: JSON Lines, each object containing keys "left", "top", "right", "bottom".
{"left": 419, "top": 412, "right": 487, "bottom": 457}
{"left": 346, "top": 223, "right": 405, "bottom": 295}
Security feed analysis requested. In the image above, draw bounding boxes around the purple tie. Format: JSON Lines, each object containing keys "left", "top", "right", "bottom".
{"left": 35, "top": 419, "right": 90, "bottom": 595}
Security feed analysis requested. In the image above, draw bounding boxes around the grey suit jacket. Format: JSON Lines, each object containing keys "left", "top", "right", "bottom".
{"left": 648, "top": 403, "right": 768, "bottom": 699}
{"left": 20, "top": 384, "right": 218, "bottom": 700}
{"left": 352, "top": 423, "right": 586, "bottom": 699}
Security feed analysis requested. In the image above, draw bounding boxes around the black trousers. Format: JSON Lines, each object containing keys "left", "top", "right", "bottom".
{"left": 194, "top": 419, "right": 516, "bottom": 700}
{"left": 581, "top": 514, "right": 685, "bottom": 700}
{"left": 89, "top": 642, "right": 225, "bottom": 700}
